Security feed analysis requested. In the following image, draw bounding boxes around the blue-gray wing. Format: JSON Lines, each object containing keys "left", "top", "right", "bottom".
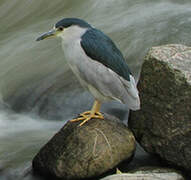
{"left": 81, "top": 28, "right": 131, "bottom": 81}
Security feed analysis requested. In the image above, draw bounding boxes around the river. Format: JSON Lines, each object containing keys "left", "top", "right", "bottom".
{"left": 0, "top": 0, "right": 191, "bottom": 179}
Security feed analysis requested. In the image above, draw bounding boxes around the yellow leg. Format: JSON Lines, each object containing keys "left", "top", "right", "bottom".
{"left": 70, "top": 100, "right": 104, "bottom": 126}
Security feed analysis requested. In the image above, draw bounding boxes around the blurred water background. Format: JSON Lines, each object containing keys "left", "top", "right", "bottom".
{"left": 0, "top": 0, "right": 191, "bottom": 179}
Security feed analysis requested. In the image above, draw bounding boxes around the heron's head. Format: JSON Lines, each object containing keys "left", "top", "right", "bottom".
{"left": 36, "top": 18, "right": 92, "bottom": 41}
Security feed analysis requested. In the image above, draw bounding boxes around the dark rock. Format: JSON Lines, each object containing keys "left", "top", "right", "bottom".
{"left": 101, "top": 166, "right": 185, "bottom": 180}
{"left": 129, "top": 44, "right": 191, "bottom": 171}
{"left": 32, "top": 113, "right": 135, "bottom": 179}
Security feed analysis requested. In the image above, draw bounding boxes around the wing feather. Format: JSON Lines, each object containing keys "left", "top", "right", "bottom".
{"left": 81, "top": 28, "right": 131, "bottom": 81}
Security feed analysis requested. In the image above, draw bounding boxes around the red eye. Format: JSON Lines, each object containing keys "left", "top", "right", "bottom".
{"left": 58, "top": 27, "right": 64, "bottom": 31}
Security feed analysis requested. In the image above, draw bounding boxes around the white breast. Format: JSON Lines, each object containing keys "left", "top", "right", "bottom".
{"left": 60, "top": 26, "right": 90, "bottom": 87}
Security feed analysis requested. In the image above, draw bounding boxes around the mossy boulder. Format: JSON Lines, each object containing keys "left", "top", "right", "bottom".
{"left": 33, "top": 113, "right": 135, "bottom": 179}
{"left": 129, "top": 44, "right": 191, "bottom": 171}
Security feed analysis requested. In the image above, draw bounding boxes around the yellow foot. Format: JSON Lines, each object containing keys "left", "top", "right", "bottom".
{"left": 70, "top": 111, "right": 104, "bottom": 126}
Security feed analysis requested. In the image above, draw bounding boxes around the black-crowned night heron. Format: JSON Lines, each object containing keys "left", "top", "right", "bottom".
{"left": 36, "top": 18, "right": 140, "bottom": 126}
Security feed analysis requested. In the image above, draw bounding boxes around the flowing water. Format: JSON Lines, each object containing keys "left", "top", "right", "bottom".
{"left": 1, "top": 0, "right": 191, "bottom": 179}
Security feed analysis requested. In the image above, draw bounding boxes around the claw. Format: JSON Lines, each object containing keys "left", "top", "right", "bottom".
{"left": 70, "top": 117, "right": 86, "bottom": 122}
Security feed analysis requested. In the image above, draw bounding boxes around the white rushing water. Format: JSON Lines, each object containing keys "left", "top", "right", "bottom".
{"left": 0, "top": 110, "right": 63, "bottom": 165}
{"left": 0, "top": 0, "right": 191, "bottom": 179}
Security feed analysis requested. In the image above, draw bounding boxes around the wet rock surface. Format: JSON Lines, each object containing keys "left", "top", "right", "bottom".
{"left": 129, "top": 44, "right": 191, "bottom": 171}
{"left": 32, "top": 113, "right": 135, "bottom": 179}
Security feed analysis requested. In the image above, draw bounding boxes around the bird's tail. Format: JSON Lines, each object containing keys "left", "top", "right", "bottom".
{"left": 121, "top": 75, "right": 140, "bottom": 110}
